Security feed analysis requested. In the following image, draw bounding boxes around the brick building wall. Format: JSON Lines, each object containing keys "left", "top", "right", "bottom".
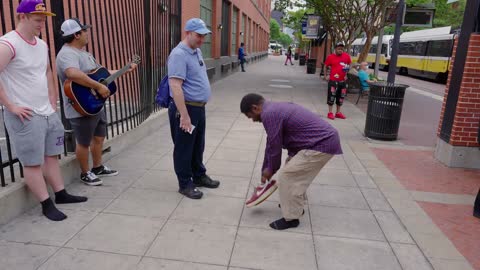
{"left": 180, "top": 0, "right": 270, "bottom": 59}
{"left": 437, "top": 34, "right": 480, "bottom": 147}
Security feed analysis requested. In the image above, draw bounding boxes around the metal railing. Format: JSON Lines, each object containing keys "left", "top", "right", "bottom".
{"left": 0, "top": 0, "right": 181, "bottom": 187}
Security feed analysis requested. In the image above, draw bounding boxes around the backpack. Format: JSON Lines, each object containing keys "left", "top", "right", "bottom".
{"left": 155, "top": 75, "right": 171, "bottom": 108}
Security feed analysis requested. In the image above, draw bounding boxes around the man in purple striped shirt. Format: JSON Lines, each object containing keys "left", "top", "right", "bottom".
{"left": 241, "top": 93, "right": 342, "bottom": 230}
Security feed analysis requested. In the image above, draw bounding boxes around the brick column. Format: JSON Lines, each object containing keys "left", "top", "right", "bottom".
{"left": 435, "top": 33, "right": 480, "bottom": 169}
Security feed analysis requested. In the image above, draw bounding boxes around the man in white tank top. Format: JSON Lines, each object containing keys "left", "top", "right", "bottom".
{"left": 0, "top": 0, "right": 88, "bottom": 221}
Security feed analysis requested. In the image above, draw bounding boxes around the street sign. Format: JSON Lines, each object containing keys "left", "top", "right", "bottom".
{"left": 403, "top": 8, "right": 435, "bottom": 27}
{"left": 386, "top": 4, "right": 435, "bottom": 27}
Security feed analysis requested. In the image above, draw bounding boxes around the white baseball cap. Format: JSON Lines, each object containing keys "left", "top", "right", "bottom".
{"left": 61, "top": 18, "right": 91, "bottom": 37}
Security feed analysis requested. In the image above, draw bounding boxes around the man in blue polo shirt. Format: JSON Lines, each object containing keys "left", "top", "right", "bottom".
{"left": 167, "top": 18, "right": 220, "bottom": 199}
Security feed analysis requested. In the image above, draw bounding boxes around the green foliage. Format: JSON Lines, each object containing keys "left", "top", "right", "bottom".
{"left": 432, "top": 0, "right": 465, "bottom": 28}
{"left": 270, "top": 19, "right": 281, "bottom": 41}
{"left": 384, "top": 0, "right": 465, "bottom": 34}
{"left": 278, "top": 33, "right": 293, "bottom": 47}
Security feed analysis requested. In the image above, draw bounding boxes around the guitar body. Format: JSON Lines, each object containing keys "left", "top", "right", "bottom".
{"left": 64, "top": 67, "right": 117, "bottom": 116}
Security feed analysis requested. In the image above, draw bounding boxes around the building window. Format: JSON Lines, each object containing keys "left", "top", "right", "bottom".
{"left": 221, "top": 0, "right": 231, "bottom": 56}
{"left": 241, "top": 14, "right": 246, "bottom": 45}
{"left": 231, "top": 7, "right": 238, "bottom": 55}
{"left": 200, "top": 0, "right": 212, "bottom": 58}
{"left": 249, "top": 18, "right": 253, "bottom": 53}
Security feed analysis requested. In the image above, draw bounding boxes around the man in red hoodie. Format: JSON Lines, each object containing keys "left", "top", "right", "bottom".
{"left": 323, "top": 42, "right": 351, "bottom": 120}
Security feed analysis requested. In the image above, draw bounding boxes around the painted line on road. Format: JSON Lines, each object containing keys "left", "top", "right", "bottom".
{"left": 269, "top": 84, "right": 293, "bottom": 89}
{"left": 407, "top": 87, "right": 443, "bottom": 101}
{"left": 270, "top": 79, "right": 291, "bottom": 83}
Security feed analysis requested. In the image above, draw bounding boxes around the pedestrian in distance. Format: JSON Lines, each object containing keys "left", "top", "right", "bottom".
{"left": 285, "top": 46, "right": 294, "bottom": 66}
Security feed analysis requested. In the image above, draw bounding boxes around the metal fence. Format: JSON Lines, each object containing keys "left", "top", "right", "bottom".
{"left": 0, "top": 0, "right": 181, "bottom": 187}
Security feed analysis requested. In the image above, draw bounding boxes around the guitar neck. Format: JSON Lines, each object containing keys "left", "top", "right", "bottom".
{"left": 104, "top": 63, "right": 132, "bottom": 85}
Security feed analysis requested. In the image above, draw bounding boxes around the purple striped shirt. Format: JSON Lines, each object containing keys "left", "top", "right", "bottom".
{"left": 261, "top": 101, "right": 342, "bottom": 175}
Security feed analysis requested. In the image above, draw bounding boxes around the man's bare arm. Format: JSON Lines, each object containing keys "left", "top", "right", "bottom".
{"left": 0, "top": 44, "right": 32, "bottom": 121}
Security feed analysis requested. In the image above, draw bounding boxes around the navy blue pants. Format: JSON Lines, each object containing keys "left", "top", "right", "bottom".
{"left": 168, "top": 101, "right": 207, "bottom": 190}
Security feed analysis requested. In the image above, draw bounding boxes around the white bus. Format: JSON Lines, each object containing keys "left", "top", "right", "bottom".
{"left": 350, "top": 35, "right": 393, "bottom": 70}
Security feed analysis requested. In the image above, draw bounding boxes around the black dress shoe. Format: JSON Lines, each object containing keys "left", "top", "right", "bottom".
{"left": 179, "top": 186, "right": 203, "bottom": 199}
{"left": 193, "top": 175, "right": 220, "bottom": 189}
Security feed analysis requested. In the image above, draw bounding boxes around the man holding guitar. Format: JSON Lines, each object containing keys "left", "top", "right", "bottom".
{"left": 56, "top": 18, "right": 137, "bottom": 186}
{"left": 0, "top": 0, "right": 87, "bottom": 221}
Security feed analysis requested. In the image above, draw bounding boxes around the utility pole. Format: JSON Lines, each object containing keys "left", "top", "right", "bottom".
{"left": 374, "top": 5, "right": 388, "bottom": 77}
{"left": 387, "top": 0, "right": 405, "bottom": 83}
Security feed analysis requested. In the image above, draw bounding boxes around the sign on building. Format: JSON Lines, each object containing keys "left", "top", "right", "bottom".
{"left": 305, "top": 15, "right": 321, "bottom": 39}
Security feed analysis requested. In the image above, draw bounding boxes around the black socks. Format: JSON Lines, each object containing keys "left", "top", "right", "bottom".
{"left": 269, "top": 218, "right": 299, "bottom": 230}
{"left": 40, "top": 190, "right": 87, "bottom": 221}
{"left": 55, "top": 189, "right": 88, "bottom": 204}
{"left": 41, "top": 198, "right": 67, "bottom": 221}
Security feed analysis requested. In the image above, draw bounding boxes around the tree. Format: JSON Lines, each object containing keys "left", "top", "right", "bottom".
{"left": 282, "top": 9, "right": 313, "bottom": 50}
{"left": 278, "top": 33, "right": 293, "bottom": 47}
{"left": 273, "top": 0, "right": 445, "bottom": 63}
{"left": 270, "top": 19, "right": 281, "bottom": 41}
{"left": 354, "top": 0, "right": 396, "bottom": 62}
{"left": 275, "top": 0, "right": 363, "bottom": 52}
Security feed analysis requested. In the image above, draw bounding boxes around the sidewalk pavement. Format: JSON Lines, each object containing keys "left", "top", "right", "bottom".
{"left": 0, "top": 55, "right": 478, "bottom": 270}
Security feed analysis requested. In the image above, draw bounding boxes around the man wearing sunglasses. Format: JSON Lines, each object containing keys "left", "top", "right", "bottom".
{"left": 167, "top": 18, "right": 220, "bottom": 199}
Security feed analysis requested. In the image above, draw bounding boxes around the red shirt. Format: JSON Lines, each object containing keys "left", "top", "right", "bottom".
{"left": 324, "top": 53, "right": 351, "bottom": 81}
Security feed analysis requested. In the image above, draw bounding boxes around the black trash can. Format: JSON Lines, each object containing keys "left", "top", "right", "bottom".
{"left": 299, "top": 54, "right": 306, "bottom": 66}
{"left": 307, "top": 58, "right": 317, "bottom": 74}
{"left": 294, "top": 53, "right": 299, "bottom": 60}
{"left": 364, "top": 82, "right": 408, "bottom": 140}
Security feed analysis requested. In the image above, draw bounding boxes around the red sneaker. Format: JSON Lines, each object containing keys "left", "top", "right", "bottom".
{"left": 246, "top": 179, "right": 278, "bottom": 208}
{"left": 327, "top": 112, "right": 335, "bottom": 120}
{"left": 335, "top": 112, "right": 346, "bottom": 119}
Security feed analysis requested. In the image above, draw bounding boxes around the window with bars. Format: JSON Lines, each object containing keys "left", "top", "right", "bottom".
{"left": 200, "top": 0, "right": 212, "bottom": 58}
{"left": 231, "top": 7, "right": 238, "bottom": 55}
{"left": 221, "top": 0, "right": 231, "bottom": 56}
{"left": 241, "top": 14, "right": 246, "bottom": 45}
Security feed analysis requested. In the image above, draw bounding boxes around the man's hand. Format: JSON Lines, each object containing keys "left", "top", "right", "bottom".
{"left": 127, "top": 63, "right": 138, "bottom": 73}
{"left": 96, "top": 84, "right": 110, "bottom": 99}
{"left": 261, "top": 168, "right": 273, "bottom": 184}
{"left": 323, "top": 75, "right": 328, "bottom": 81}
{"left": 180, "top": 113, "right": 192, "bottom": 133}
{"left": 7, "top": 104, "right": 32, "bottom": 122}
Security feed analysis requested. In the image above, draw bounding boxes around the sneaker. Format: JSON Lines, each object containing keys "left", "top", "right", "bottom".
{"left": 80, "top": 171, "right": 103, "bottom": 186}
{"left": 91, "top": 165, "right": 118, "bottom": 177}
{"left": 193, "top": 175, "right": 220, "bottom": 188}
{"left": 327, "top": 112, "right": 335, "bottom": 120}
{"left": 246, "top": 179, "right": 278, "bottom": 208}
{"left": 335, "top": 112, "right": 347, "bottom": 119}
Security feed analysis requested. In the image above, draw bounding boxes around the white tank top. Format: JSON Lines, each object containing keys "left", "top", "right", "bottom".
{"left": 0, "top": 31, "right": 54, "bottom": 116}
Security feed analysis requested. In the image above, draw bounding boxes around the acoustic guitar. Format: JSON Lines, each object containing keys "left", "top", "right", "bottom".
{"left": 64, "top": 55, "right": 141, "bottom": 116}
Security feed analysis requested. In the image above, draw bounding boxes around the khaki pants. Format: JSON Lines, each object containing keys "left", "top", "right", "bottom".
{"left": 276, "top": 150, "right": 333, "bottom": 220}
